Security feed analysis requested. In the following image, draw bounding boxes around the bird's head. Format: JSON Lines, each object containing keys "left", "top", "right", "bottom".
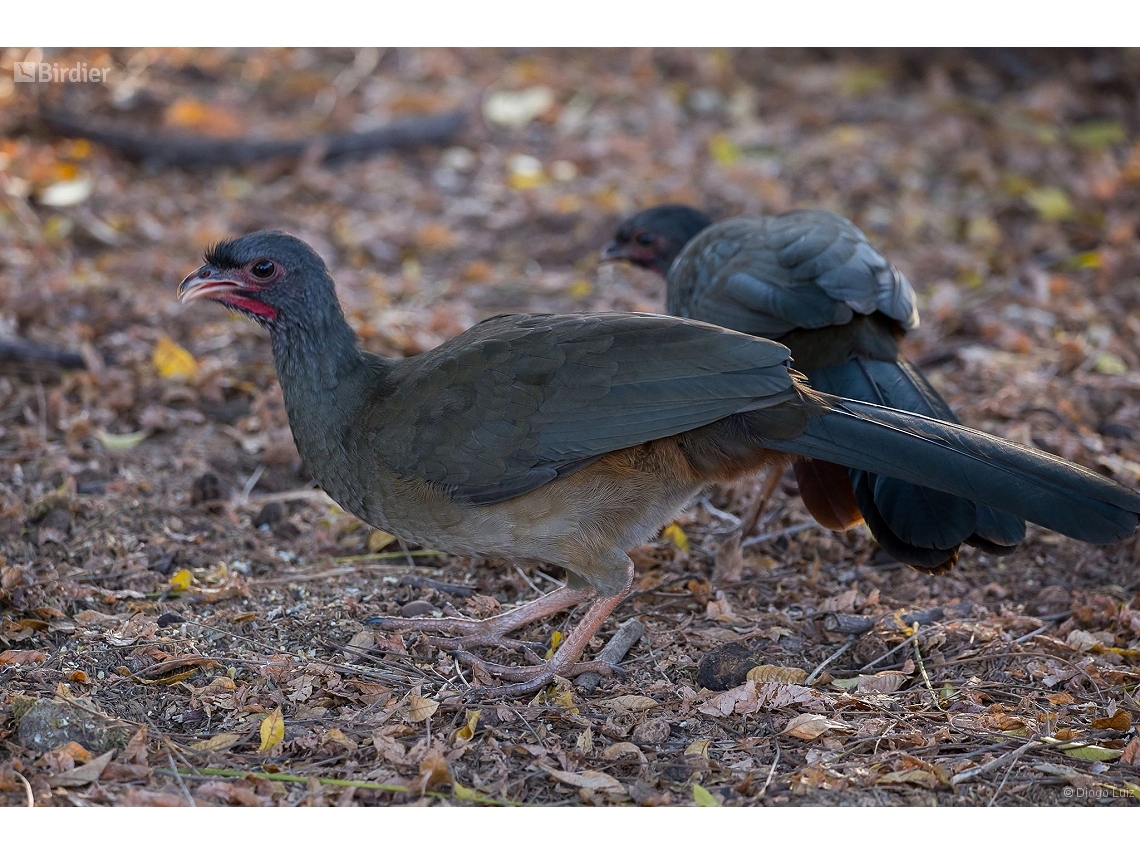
{"left": 600, "top": 205, "right": 713, "bottom": 275}
{"left": 178, "top": 231, "right": 337, "bottom": 330}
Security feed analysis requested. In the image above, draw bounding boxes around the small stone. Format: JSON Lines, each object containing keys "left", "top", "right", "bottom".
{"left": 631, "top": 718, "right": 671, "bottom": 746}
{"left": 253, "top": 502, "right": 284, "bottom": 528}
{"left": 695, "top": 642, "right": 760, "bottom": 691}
{"left": 400, "top": 600, "right": 436, "bottom": 618}
{"left": 17, "top": 699, "right": 127, "bottom": 754}
{"left": 190, "top": 472, "right": 224, "bottom": 506}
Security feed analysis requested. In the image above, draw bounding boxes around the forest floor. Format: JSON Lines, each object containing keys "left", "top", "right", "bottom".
{"left": 1, "top": 47, "right": 1139, "bottom": 806}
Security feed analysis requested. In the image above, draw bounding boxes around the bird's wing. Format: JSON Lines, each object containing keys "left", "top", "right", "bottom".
{"left": 669, "top": 212, "right": 919, "bottom": 337}
{"left": 371, "top": 313, "right": 798, "bottom": 504}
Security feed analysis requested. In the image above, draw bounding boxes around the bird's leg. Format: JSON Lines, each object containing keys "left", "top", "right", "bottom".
{"left": 367, "top": 583, "right": 591, "bottom": 650}
{"left": 740, "top": 463, "right": 787, "bottom": 535}
{"left": 454, "top": 552, "right": 635, "bottom": 697}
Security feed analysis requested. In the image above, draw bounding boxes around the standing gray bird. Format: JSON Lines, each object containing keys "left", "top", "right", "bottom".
{"left": 179, "top": 231, "right": 1140, "bottom": 695}
{"left": 602, "top": 205, "right": 1027, "bottom": 572}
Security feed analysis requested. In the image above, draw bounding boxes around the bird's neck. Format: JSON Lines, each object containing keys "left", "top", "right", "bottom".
{"left": 269, "top": 305, "right": 389, "bottom": 468}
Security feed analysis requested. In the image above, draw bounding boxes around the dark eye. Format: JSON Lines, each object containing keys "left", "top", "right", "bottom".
{"left": 250, "top": 260, "right": 276, "bottom": 279}
{"left": 635, "top": 232, "right": 656, "bottom": 246}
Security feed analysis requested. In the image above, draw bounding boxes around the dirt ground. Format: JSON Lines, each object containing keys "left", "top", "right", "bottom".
{"left": 1, "top": 47, "right": 1139, "bottom": 807}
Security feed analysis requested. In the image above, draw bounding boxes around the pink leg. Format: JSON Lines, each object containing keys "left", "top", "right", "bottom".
{"left": 367, "top": 583, "right": 590, "bottom": 648}
{"left": 740, "top": 463, "right": 786, "bottom": 536}
{"left": 457, "top": 579, "right": 634, "bottom": 698}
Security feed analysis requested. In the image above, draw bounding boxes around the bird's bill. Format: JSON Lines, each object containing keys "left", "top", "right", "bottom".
{"left": 178, "top": 270, "right": 277, "bottom": 320}
{"left": 599, "top": 240, "right": 632, "bottom": 262}
{"left": 178, "top": 272, "right": 241, "bottom": 303}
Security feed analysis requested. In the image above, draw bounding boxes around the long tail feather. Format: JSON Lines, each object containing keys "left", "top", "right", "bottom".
{"left": 765, "top": 397, "right": 1140, "bottom": 545}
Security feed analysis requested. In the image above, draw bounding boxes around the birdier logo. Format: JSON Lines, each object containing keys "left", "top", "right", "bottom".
{"left": 13, "top": 61, "right": 110, "bottom": 83}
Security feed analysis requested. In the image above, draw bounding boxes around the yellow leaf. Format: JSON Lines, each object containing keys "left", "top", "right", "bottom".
{"left": 96, "top": 429, "right": 148, "bottom": 451}
{"left": 692, "top": 783, "right": 721, "bottom": 806}
{"left": 662, "top": 523, "right": 689, "bottom": 551}
{"left": 1061, "top": 744, "right": 1124, "bottom": 762}
{"left": 708, "top": 133, "right": 740, "bottom": 166}
{"left": 567, "top": 279, "right": 593, "bottom": 300}
{"left": 544, "top": 630, "right": 563, "bottom": 660}
{"left": 1070, "top": 120, "right": 1126, "bottom": 149}
{"left": 152, "top": 336, "right": 198, "bottom": 380}
{"left": 407, "top": 693, "right": 440, "bottom": 724}
{"left": 1025, "top": 187, "right": 1073, "bottom": 221}
{"left": 685, "top": 738, "right": 710, "bottom": 758}
{"left": 1094, "top": 353, "right": 1128, "bottom": 376}
{"left": 451, "top": 709, "right": 481, "bottom": 745}
{"left": 189, "top": 732, "right": 241, "bottom": 752}
{"left": 366, "top": 529, "right": 396, "bottom": 552}
{"left": 168, "top": 569, "right": 193, "bottom": 593}
{"left": 258, "top": 707, "right": 285, "bottom": 754}
{"left": 452, "top": 783, "right": 476, "bottom": 800}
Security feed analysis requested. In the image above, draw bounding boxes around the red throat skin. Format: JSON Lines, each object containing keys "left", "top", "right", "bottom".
{"left": 222, "top": 294, "right": 277, "bottom": 320}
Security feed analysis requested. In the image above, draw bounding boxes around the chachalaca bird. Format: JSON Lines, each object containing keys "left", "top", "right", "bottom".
{"left": 602, "top": 204, "right": 1026, "bottom": 572}
{"left": 180, "top": 231, "right": 1140, "bottom": 694}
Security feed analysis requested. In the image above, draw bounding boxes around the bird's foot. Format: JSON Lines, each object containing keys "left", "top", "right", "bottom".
{"left": 452, "top": 652, "right": 625, "bottom": 698}
{"left": 419, "top": 633, "right": 547, "bottom": 659}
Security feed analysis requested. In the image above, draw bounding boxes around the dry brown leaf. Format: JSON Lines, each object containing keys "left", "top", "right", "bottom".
{"left": 407, "top": 693, "right": 440, "bottom": 724}
{"left": 543, "top": 765, "right": 625, "bottom": 794}
{"left": 1120, "top": 737, "right": 1140, "bottom": 766}
{"left": 576, "top": 727, "right": 594, "bottom": 753}
{"left": 419, "top": 751, "right": 452, "bottom": 791}
{"left": 594, "top": 695, "right": 659, "bottom": 714}
{"left": 601, "top": 742, "right": 646, "bottom": 764}
{"left": 1091, "top": 710, "right": 1131, "bottom": 731}
{"left": 0, "top": 650, "right": 48, "bottom": 666}
{"left": 47, "top": 750, "right": 115, "bottom": 787}
{"left": 781, "top": 713, "right": 850, "bottom": 741}
{"left": 855, "top": 671, "right": 907, "bottom": 695}
{"left": 877, "top": 768, "right": 940, "bottom": 789}
{"left": 189, "top": 732, "right": 242, "bottom": 752}
{"left": 747, "top": 664, "right": 808, "bottom": 685}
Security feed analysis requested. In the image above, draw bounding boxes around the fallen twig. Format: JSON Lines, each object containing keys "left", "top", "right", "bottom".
{"left": 575, "top": 618, "right": 644, "bottom": 694}
{"left": 43, "top": 109, "right": 467, "bottom": 168}
{"left": 806, "top": 636, "right": 857, "bottom": 686}
{"left": 156, "top": 766, "right": 516, "bottom": 805}
{"left": 950, "top": 739, "right": 1038, "bottom": 786}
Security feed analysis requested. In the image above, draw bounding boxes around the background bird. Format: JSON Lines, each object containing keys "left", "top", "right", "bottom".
{"left": 180, "top": 231, "right": 1140, "bottom": 694}
{"left": 603, "top": 205, "right": 1027, "bottom": 573}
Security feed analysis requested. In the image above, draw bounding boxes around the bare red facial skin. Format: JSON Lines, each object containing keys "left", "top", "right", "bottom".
{"left": 222, "top": 293, "right": 277, "bottom": 319}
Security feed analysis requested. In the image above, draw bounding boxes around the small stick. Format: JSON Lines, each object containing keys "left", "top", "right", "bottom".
{"left": 805, "top": 636, "right": 857, "bottom": 686}
{"left": 757, "top": 738, "right": 781, "bottom": 799}
{"left": 574, "top": 619, "right": 644, "bottom": 694}
{"left": 911, "top": 621, "right": 939, "bottom": 707}
{"left": 950, "top": 739, "right": 1037, "bottom": 786}
{"left": 741, "top": 522, "right": 815, "bottom": 548}
{"left": 13, "top": 771, "right": 34, "bottom": 808}
{"left": 401, "top": 574, "right": 476, "bottom": 598}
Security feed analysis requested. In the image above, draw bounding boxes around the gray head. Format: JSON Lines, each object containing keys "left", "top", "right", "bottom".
{"left": 178, "top": 231, "right": 340, "bottom": 330}
{"left": 600, "top": 205, "right": 714, "bottom": 275}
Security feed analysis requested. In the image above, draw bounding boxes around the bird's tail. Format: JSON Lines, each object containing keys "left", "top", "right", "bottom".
{"left": 764, "top": 396, "right": 1140, "bottom": 545}
{"left": 807, "top": 356, "right": 1026, "bottom": 563}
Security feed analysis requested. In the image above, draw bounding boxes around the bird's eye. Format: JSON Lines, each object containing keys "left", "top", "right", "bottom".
{"left": 635, "top": 232, "right": 656, "bottom": 246}
{"left": 250, "top": 260, "right": 276, "bottom": 279}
